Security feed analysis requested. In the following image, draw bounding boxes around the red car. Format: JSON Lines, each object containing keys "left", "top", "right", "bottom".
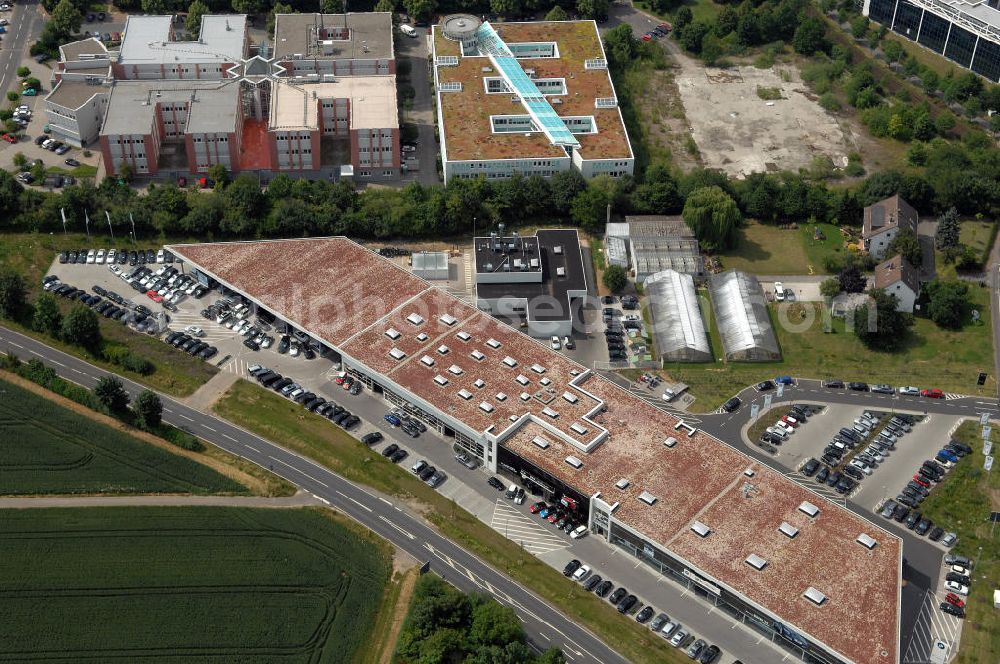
{"left": 921, "top": 388, "right": 944, "bottom": 398}
{"left": 547, "top": 512, "right": 561, "bottom": 523}
{"left": 912, "top": 475, "right": 931, "bottom": 488}
{"left": 945, "top": 593, "right": 965, "bottom": 608}
{"left": 658, "top": 22, "right": 673, "bottom": 32}
{"left": 1, "top": 133, "right": 17, "bottom": 144}
{"left": 529, "top": 501, "right": 546, "bottom": 514}
{"left": 781, "top": 415, "right": 800, "bottom": 427}
{"left": 145, "top": 289, "right": 163, "bottom": 303}
{"left": 342, "top": 376, "right": 354, "bottom": 390}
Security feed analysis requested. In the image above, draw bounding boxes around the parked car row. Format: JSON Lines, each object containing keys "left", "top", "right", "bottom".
{"left": 200, "top": 298, "right": 275, "bottom": 352}
{"left": 939, "top": 554, "right": 974, "bottom": 618}
{"left": 249, "top": 364, "right": 361, "bottom": 430}
{"left": 383, "top": 407, "right": 425, "bottom": 438}
{"left": 528, "top": 500, "right": 586, "bottom": 535}
{"left": 823, "top": 380, "right": 946, "bottom": 398}
{"left": 408, "top": 458, "right": 447, "bottom": 488}
{"left": 60, "top": 247, "right": 172, "bottom": 267}
{"left": 162, "top": 330, "right": 218, "bottom": 360}
{"left": 42, "top": 275, "right": 163, "bottom": 335}
{"left": 760, "top": 403, "right": 813, "bottom": 449}
{"left": 878, "top": 440, "right": 969, "bottom": 546}
{"left": 563, "top": 559, "right": 722, "bottom": 662}
{"left": 125, "top": 264, "right": 205, "bottom": 309}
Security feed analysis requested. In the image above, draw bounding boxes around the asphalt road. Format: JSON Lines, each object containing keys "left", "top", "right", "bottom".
{"left": 0, "top": 1, "right": 43, "bottom": 98}
{"left": 0, "top": 324, "right": 626, "bottom": 664}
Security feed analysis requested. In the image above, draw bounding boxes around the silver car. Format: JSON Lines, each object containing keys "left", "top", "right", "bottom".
{"left": 669, "top": 626, "right": 688, "bottom": 647}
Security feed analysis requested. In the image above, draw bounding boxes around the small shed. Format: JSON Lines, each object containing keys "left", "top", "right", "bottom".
{"left": 412, "top": 251, "right": 449, "bottom": 280}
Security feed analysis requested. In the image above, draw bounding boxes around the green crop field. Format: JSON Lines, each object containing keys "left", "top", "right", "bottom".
{"left": 0, "top": 506, "right": 390, "bottom": 663}
{"left": 0, "top": 377, "right": 244, "bottom": 495}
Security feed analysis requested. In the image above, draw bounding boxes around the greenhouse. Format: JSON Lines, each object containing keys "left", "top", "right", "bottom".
{"left": 708, "top": 271, "right": 781, "bottom": 362}
{"left": 645, "top": 270, "right": 712, "bottom": 363}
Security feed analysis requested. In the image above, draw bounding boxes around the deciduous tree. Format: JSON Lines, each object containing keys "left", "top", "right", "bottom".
{"left": 0, "top": 267, "right": 25, "bottom": 318}
{"left": 134, "top": 389, "right": 163, "bottom": 428}
{"left": 886, "top": 228, "right": 922, "bottom": 267}
{"left": 681, "top": 185, "right": 741, "bottom": 251}
{"left": 186, "top": 0, "right": 209, "bottom": 35}
{"left": 61, "top": 304, "right": 101, "bottom": 351}
{"left": 925, "top": 279, "right": 969, "bottom": 329}
{"left": 32, "top": 293, "right": 62, "bottom": 335}
{"left": 602, "top": 264, "right": 627, "bottom": 293}
{"left": 94, "top": 376, "right": 130, "bottom": 412}
{"left": 854, "top": 289, "right": 913, "bottom": 351}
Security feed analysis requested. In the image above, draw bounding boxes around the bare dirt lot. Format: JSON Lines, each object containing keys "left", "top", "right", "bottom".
{"left": 674, "top": 64, "right": 852, "bottom": 177}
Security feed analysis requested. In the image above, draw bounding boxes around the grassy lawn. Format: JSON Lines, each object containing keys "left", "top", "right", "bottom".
{"left": 800, "top": 222, "right": 848, "bottom": 274}
{"left": 0, "top": 375, "right": 246, "bottom": 495}
{"left": 918, "top": 421, "right": 1000, "bottom": 664}
{"left": 935, "top": 220, "right": 996, "bottom": 280}
{"left": 717, "top": 222, "right": 815, "bottom": 274}
{"left": 637, "top": 0, "right": 721, "bottom": 22}
{"left": 0, "top": 232, "right": 218, "bottom": 396}
{"left": 46, "top": 164, "right": 99, "bottom": 178}
{"left": 213, "top": 380, "right": 689, "bottom": 664}
{"left": 0, "top": 506, "right": 390, "bottom": 663}
{"left": 658, "top": 289, "right": 994, "bottom": 412}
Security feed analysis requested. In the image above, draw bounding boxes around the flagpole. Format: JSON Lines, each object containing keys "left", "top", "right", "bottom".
{"left": 105, "top": 211, "right": 115, "bottom": 241}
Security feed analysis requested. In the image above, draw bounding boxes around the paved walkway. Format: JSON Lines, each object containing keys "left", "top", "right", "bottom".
{"left": 0, "top": 490, "right": 322, "bottom": 509}
{"left": 182, "top": 370, "right": 241, "bottom": 410}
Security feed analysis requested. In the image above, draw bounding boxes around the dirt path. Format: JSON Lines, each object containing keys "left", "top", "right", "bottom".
{"left": 0, "top": 492, "right": 322, "bottom": 509}
{"left": 377, "top": 568, "right": 419, "bottom": 664}
{"left": 0, "top": 369, "right": 269, "bottom": 495}
{"left": 183, "top": 371, "right": 240, "bottom": 411}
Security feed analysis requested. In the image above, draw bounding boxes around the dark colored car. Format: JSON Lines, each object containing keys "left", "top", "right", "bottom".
{"left": 381, "top": 443, "right": 399, "bottom": 457}
{"left": 756, "top": 380, "right": 775, "bottom": 391}
{"left": 635, "top": 606, "right": 654, "bottom": 623}
{"left": 801, "top": 459, "right": 819, "bottom": 476}
{"left": 929, "top": 526, "right": 945, "bottom": 541}
{"left": 418, "top": 466, "right": 436, "bottom": 482}
{"left": 488, "top": 476, "right": 505, "bottom": 491}
{"left": 915, "top": 519, "right": 933, "bottom": 536}
{"left": 892, "top": 504, "right": 910, "bottom": 522}
{"left": 848, "top": 382, "right": 869, "bottom": 391}
{"left": 390, "top": 448, "right": 408, "bottom": 463}
{"left": 826, "top": 471, "right": 842, "bottom": 487}
{"left": 946, "top": 572, "right": 971, "bottom": 585}
{"left": 594, "top": 580, "right": 613, "bottom": 597}
{"left": 843, "top": 465, "right": 864, "bottom": 480}
{"left": 608, "top": 587, "right": 628, "bottom": 604}
{"left": 563, "top": 559, "right": 582, "bottom": 576}
{"left": 722, "top": 397, "right": 741, "bottom": 413}
{"left": 816, "top": 467, "right": 829, "bottom": 483}
{"left": 361, "top": 432, "right": 383, "bottom": 445}
{"left": 939, "top": 602, "right": 965, "bottom": 618}
{"left": 698, "top": 645, "right": 721, "bottom": 664}
{"left": 617, "top": 594, "right": 638, "bottom": 614}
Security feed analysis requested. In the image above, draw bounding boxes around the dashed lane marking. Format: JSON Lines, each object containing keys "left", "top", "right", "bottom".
{"left": 490, "top": 500, "right": 570, "bottom": 555}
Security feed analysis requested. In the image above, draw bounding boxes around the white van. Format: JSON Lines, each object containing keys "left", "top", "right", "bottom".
{"left": 400, "top": 24, "right": 417, "bottom": 37}
{"left": 570, "top": 525, "right": 588, "bottom": 539}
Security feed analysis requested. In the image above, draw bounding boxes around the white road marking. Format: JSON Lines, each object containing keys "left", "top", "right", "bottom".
{"left": 222, "top": 433, "right": 237, "bottom": 442}
{"left": 202, "top": 424, "right": 216, "bottom": 432}
{"left": 177, "top": 413, "right": 194, "bottom": 422}
{"left": 267, "top": 455, "right": 329, "bottom": 488}
{"left": 245, "top": 444, "right": 261, "bottom": 453}
{"left": 336, "top": 490, "right": 373, "bottom": 513}
{"left": 379, "top": 515, "right": 415, "bottom": 540}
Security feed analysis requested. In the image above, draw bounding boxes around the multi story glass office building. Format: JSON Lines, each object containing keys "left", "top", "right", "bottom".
{"left": 864, "top": 0, "right": 1000, "bottom": 81}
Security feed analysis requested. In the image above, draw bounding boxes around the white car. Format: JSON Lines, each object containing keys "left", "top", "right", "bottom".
{"left": 669, "top": 627, "right": 689, "bottom": 647}
{"left": 108, "top": 265, "right": 121, "bottom": 275}
{"left": 289, "top": 344, "right": 300, "bottom": 357}
{"left": 951, "top": 565, "right": 970, "bottom": 576}
{"left": 766, "top": 426, "right": 788, "bottom": 440}
{"left": 550, "top": 335, "right": 561, "bottom": 350}
{"left": 661, "top": 389, "right": 677, "bottom": 402}
{"left": 105, "top": 249, "right": 116, "bottom": 264}
{"left": 898, "top": 386, "right": 921, "bottom": 395}
{"left": 571, "top": 565, "right": 590, "bottom": 582}
{"left": 86, "top": 249, "right": 96, "bottom": 263}
{"left": 944, "top": 580, "right": 969, "bottom": 596}
{"left": 570, "top": 525, "right": 588, "bottom": 539}
{"left": 156, "top": 249, "right": 165, "bottom": 263}
{"left": 774, "top": 282, "right": 785, "bottom": 301}
{"left": 850, "top": 459, "right": 873, "bottom": 475}
{"left": 184, "top": 325, "right": 205, "bottom": 337}
{"left": 774, "top": 421, "right": 794, "bottom": 434}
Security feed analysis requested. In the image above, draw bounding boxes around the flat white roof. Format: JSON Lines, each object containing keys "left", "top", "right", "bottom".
{"left": 118, "top": 15, "right": 247, "bottom": 66}
{"left": 269, "top": 77, "right": 398, "bottom": 130}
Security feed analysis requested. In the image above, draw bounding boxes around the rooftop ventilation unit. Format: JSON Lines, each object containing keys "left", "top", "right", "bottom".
{"left": 744, "top": 468, "right": 755, "bottom": 477}
{"left": 554, "top": 245, "right": 563, "bottom": 254}
{"left": 389, "top": 348, "right": 406, "bottom": 360}
{"left": 406, "top": 312, "right": 425, "bottom": 325}
{"left": 532, "top": 436, "right": 550, "bottom": 449}
{"left": 502, "top": 356, "right": 517, "bottom": 368}
{"left": 778, "top": 522, "right": 800, "bottom": 538}
{"left": 458, "top": 388, "right": 472, "bottom": 400}
{"left": 540, "top": 377, "right": 552, "bottom": 386}
{"left": 638, "top": 491, "right": 657, "bottom": 506}
{"left": 434, "top": 375, "right": 449, "bottom": 386}
{"left": 496, "top": 392, "right": 507, "bottom": 401}
{"left": 479, "top": 401, "right": 495, "bottom": 413}
{"left": 745, "top": 554, "right": 768, "bottom": 570}
{"left": 663, "top": 436, "right": 678, "bottom": 448}
{"left": 562, "top": 392, "right": 578, "bottom": 404}
{"left": 616, "top": 478, "right": 630, "bottom": 489}
{"left": 570, "top": 423, "right": 588, "bottom": 435}
{"left": 531, "top": 364, "right": 546, "bottom": 374}
{"left": 565, "top": 456, "right": 583, "bottom": 469}
{"left": 440, "top": 314, "right": 457, "bottom": 326}
{"left": 803, "top": 587, "right": 827, "bottom": 605}
{"left": 798, "top": 501, "right": 820, "bottom": 518}
{"left": 556, "top": 267, "right": 566, "bottom": 277}
{"left": 542, "top": 407, "right": 558, "bottom": 419}
{"left": 457, "top": 331, "right": 471, "bottom": 341}
{"left": 516, "top": 375, "right": 529, "bottom": 386}
{"left": 448, "top": 365, "right": 464, "bottom": 375}
{"left": 438, "top": 345, "right": 450, "bottom": 354}
{"left": 486, "top": 338, "right": 501, "bottom": 349}
{"left": 384, "top": 328, "right": 401, "bottom": 340}
{"left": 691, "top": 521, "right": 711, "bottom": 537}
{"left": 474, "top": 378, "right": 486, "bottom": 388}
{"left": 471, "top": 350, "right": 485, "bottom": 361}
{"left": 420, "top": 355, "right": 435, "bottom": 367}
{"left": 856, "top": 533, "right": 878, "bottom": 550}
{"left": 416, "top": 333, "right": 429, "bottom": 341}
{"left": 520, "top": 392, "right": 531, "bottom": 401}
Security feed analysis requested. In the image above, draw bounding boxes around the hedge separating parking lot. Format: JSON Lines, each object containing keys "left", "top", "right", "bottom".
{"left": 917, "top": 421, "right": 1000, "bottom": 664}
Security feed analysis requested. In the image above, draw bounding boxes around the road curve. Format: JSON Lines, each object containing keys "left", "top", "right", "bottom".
{"left": 0, "top": 324, "right": 627, "bottom": 664}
